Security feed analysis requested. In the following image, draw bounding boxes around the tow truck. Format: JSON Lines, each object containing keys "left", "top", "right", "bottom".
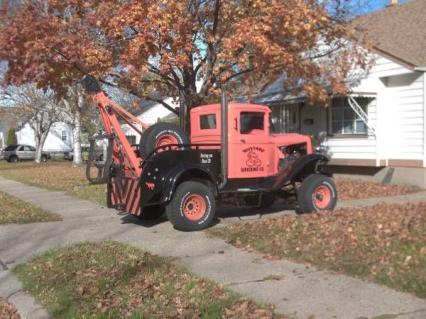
{"left": 82, "top": 75, "right": 337, "bottom": 231}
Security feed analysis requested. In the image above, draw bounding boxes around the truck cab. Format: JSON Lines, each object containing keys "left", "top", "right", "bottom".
{"left": 190, "top": 103, "right": 313, "bottom": 178}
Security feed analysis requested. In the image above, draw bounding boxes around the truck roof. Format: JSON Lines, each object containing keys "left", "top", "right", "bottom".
{"left": 191, "top": 103, "right": 270, "bottom": 114}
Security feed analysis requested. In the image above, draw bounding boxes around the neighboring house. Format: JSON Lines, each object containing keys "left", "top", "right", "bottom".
{"left": 0, "top": 107, "right": 17, "bottom": 150}
{"left": 253, "top": 0, "right": 426, "bottom": 187}
{"left": 122, "top": 97, "right": 178, "bottom": 144}
{"left": 0, "top": 124, "right": 4, "bottom": 149}
{"left": 0, "top": 127, "right": 6, "bottom": 150}
{"left": 15, "top": 121, "right": 73, "bottom": 152}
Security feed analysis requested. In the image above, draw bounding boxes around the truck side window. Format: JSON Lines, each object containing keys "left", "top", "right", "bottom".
{"left": 200, "top": 114, "right": 216, "bottom": 129}
{"left": 240, "top": 112, "right": 264, "bottom": 134}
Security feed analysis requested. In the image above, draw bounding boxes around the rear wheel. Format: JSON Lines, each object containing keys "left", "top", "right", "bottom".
{"left": 8, "top": 156, "right": 18, "bottom": 163}
{"left": 139, "top": 123, "right": 189, "bottom": 158}
{"left": 297, "top": 174, "right": 337, "bottom": 213}
{"left": 139, "top": 205, "right": 165, "bottom": 220}
{"left": 166, "top": 181, "right": 215, "bottom": 231}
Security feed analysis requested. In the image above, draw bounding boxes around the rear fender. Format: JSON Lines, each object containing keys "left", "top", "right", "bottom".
{"left": 140, "top": 164, "right": 216, "bottom": 207}
{"left": 162, "top": 166, "right": 216, "bottom": 202}
{"left": 272, "top": 154, "right": 329, "bottom": 189}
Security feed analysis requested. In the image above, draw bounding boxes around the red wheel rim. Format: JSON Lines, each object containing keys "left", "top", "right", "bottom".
{"left": 156, "top": 134, "right": 179, "bottom": 152}
{"left": 312, "top": 185, "right": 332, "bottom": 210}
{"left": 182, "top": 194, "right": 207, "bottom": 221}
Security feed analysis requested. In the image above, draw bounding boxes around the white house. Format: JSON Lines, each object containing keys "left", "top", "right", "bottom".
{"left": 122, "top": 97, "right": 178, "bottom": 144}
{"left": 0, "top": 130, "right": 4, "bottom": 149}
{"left": 15, "top": 121, "right": 73, "bottom": 153}
{"left": 254, "top": 0, "right": 426, "bottom": 187}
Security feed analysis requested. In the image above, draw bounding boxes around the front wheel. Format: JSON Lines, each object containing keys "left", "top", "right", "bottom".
{"left": 297, "top": 174, "right": 337, "bottom": 213}
{"left": 166, "top": 181, "right": 215, "bottom": 231}
{"left": 8, "top": 156, "right": 18, "bottom": 163}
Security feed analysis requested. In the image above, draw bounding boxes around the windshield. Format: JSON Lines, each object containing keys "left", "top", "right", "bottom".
{"left": 4, "top": 145, "right": 18, "bottom": 151}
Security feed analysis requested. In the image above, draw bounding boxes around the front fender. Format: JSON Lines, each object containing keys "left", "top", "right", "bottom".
{"left": 272, "top": 154, "right": 329, "bottom": 189}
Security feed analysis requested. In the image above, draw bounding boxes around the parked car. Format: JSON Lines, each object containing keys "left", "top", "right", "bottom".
{"left": 64, "top": 146, "right": 104, "bottom": 162}
{"left": 1, "top": 144, "right": 51, "bottom": 162}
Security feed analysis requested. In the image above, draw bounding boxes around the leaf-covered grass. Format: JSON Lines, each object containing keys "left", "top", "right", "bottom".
{"left": 0, "top": 190, "right": 61, "bottom": 224}
{"left": 0, "top": 298, "right": 20, "bottom": 319}
{"left": 15, "top": 241, "right": 286, "bottom": 319}
{"left": 210, "top": 202, "right": 426, "bottom": 298}
{"left": 0, "top": 161, "right": 106, "bottom": 205}
{"left": 335, "top": 178, "right": 420, "bottom": 201}
{"left": 0, "top": 162, "right": 422, "bottom": 210}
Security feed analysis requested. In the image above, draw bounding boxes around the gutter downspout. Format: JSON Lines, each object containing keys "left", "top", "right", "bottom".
{"left": 423, "top": 72, "right": 426, "bottom": 167}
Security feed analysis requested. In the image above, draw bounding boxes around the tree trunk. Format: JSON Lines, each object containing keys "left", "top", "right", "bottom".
{"left": 71, "top": 88, "right": 84, "bottom": 166}
{"left": 34, "top": 132, "right": 48, "bottom": 163}
{"left": 72, "top": 106, "right": 82, "bottom": 166}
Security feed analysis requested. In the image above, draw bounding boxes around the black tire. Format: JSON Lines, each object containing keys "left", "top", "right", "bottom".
{"left": 8, "top": 156, "right": 18, "bottom": 163}
{"left": 166, "top": 181, "right": 215, "bottom": 231}
{"left": 297, "top": 174, "right": 337, "bottom": 213}
{"left": 244, "top": 193, "right": 275, "bottom": 208}
{"left": 138, "top": 205, "right": 165, "bottom": 220}
{"left": 41, "top": 155, "right": 48, "bottom": 162}
{"left": 139, "top": 123, "right": 189, "bottom": 158}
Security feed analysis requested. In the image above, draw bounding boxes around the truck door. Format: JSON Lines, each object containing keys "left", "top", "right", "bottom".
{"left": 228, "top": 110, "right": 275, "bottom": 179}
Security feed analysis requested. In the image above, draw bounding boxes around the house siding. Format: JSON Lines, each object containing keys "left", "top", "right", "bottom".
{"left": 324, "top": 54, "right": 425, "bottom": 167}
{"left": 325, "top": 98, "right": 378, "bottom": 162}
{"left": 16, "top": 122, "right": 73, "bottom": 152}
{"left": 383, "top": 72, "right": 424, "bottom": 162}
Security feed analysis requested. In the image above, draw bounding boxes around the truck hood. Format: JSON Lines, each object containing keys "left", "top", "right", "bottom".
{"left": 271, "top": 133, "right": 312, "bottom": 147}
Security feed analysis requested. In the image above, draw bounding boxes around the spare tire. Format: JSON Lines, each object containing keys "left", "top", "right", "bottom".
{"left": 139, "top": 122, "right": 189, "bottom": 158}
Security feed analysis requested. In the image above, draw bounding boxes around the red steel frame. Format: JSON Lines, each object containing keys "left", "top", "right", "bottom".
{"left": 91, "top": 92, "right": 149, "bottom": 215}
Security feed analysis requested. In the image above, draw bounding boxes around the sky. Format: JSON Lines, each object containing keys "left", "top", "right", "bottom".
{"left": 356, "top": 0, "right": 409, "bottom": 15}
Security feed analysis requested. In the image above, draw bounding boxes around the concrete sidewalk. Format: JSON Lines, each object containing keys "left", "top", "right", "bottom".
{"left": 0, "top": 176, "right": 425, "bottom": 319}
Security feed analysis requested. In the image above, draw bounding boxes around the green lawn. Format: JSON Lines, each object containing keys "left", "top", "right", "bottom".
{"left": 210, "top": 202, "right": 426, "bottom": 298}
{"left": 0, "top": 161, "right": 106, "bottom": 205}
{"left": 0, "top": 190, "right": 61, "bottom": 224}
{"left": 15, "top": 241, "right": 286, "bottom": 318}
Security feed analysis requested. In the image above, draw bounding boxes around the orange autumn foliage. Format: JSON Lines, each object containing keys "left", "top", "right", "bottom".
{"left": 0, "top": 0, "right": 368, "bottom": 109}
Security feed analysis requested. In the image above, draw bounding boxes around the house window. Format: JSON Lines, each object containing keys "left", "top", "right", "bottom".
{"left": 330, "top": 97, "right": 373, "bottom": 136}
{"left": 61, "top": 130, "right": 67, "bottom": 142}
{"left": 240, "top": 112, "right": 264, "bottom": 134}
{"left": 200, "top": 114, "right": 216, "bottom": 129}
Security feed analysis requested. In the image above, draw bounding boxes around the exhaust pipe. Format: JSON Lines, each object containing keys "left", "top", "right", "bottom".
{"left": 219, "top": 86, "right": 228, "bottom": 189}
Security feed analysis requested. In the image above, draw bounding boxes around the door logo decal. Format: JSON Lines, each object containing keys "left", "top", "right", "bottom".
{"left": 241, "top": 147, "right": 264, "bottom": 172}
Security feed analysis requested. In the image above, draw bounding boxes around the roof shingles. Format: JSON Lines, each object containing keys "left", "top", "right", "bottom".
{"left": 353, "top": 0, "right": 426, "bottom": 67}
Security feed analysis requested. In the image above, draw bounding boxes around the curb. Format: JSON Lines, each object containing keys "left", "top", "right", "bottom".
{"left": 0, "top": 271, "right": 50, "bottom": 319}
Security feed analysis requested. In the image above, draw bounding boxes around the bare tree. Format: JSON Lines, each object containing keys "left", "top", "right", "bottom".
{"left": 59, "top": 85, "right": 86, "bottom": 166}
{"left": 1, "top": 84, "right": 60, "bottom": 163}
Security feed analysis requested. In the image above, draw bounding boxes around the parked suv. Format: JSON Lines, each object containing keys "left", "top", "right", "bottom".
{"left": 1, "top": 144, "right": 51, "bottom": 162}
{"left": 64, "top": 145, "right": 104, "bottom": 162}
